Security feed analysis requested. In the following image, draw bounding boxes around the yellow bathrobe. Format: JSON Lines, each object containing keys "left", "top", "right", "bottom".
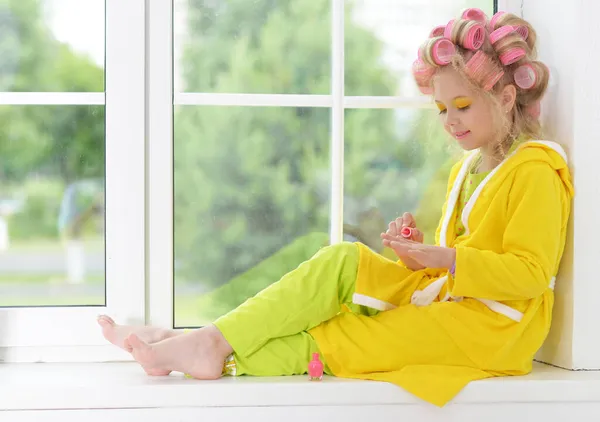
{"left": 308, "top": 140, "right": 573, "bottom": 406}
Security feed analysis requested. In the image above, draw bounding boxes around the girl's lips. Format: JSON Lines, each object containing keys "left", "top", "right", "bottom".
{"left": 454, "top": 130, "right": 471, "bottom": 139}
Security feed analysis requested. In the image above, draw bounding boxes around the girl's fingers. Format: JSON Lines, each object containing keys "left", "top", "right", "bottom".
{"left": 402, "top": 212, "right": 417, "bottom": 228}
{"left": 388, "top": 221, "right": 397, "bottom": 236}
{"left": 411, "top": 228, "right": 424, "bottom": 243}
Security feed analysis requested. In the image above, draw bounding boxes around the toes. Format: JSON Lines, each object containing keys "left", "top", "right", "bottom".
{"left": 97, "top": 315, "right": 115, "bottom": 327}
{"left": 127, "top": 333, "right": 148, "bottom": 351}
{"left": 127, "top": 334, "right": 164, "bottom": 371}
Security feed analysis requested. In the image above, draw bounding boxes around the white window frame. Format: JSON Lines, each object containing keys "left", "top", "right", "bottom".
{"left": 147, "top": 0, "right": 490, "bottom": 329}
{"left": 0, "top": 0, "right": 145, "bottom": 361}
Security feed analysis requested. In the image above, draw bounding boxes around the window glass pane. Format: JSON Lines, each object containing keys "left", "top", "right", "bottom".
{"left": 343, "top": 108, "right": 461, "bottom": 253}
{"left": 344, "top": 0, "right": 495, "bottom": 96}
{"left": 174, "top": 106, "right": 329, "bottom": 327}
{"left": 0, "top": 0, "right": 105, "bottom": 92}
{"left": 174, "top": 0, "right": 330, "bottom": 94}
{"left": 0, "top": 105, "right": 105, "bottom": 307}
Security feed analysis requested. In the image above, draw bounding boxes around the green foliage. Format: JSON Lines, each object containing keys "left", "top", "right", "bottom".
{"left": 0, "top": 0, "right": 105, "bottom": 240}
{"left": 174, "top": 0, "right": 453, "bottom": 289}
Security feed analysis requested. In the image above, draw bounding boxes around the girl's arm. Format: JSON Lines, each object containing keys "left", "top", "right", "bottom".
{"left": 448, "top": 162, "right": 568, "bottom": 301}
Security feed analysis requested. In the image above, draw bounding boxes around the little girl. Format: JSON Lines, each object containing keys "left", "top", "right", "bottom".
{"left": 98, "top": 8, "right": 573, "bottom": 407}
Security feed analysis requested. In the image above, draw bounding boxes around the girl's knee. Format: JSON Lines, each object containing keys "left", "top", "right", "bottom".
{"left": 322, "top": 241, "right": 359, "bottom": 260}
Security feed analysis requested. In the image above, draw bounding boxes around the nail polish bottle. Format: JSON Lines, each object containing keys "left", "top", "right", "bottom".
{"left": 308, "top": 353, "right": 324, "bottom": 381}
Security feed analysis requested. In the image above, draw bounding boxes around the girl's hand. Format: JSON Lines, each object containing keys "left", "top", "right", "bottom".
{"left": 385, "top": 212, "right": 424, "bottom": 243}
{"left": 380, "top": 213, "right": 425, "bottom": 270}
{"left": 382, "top": 236, "right": 456, "bottom": 270}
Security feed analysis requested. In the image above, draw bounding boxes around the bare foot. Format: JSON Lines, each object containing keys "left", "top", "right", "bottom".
{"left": 98, "top": 315, "right": 178, "bottom": 376}
{"left": 142, "top": 367, "right": 172, "bottom": 376}
{"left": 125, "top": 325, "right": 233, "bottom": 379}
{"left": 97, "top": 315, "right": 179, "bottom": 350}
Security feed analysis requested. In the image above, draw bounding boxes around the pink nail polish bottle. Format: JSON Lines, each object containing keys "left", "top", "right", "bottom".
{"left": 401, "top": 227, "right": 413, "bottom": 238}
{"left": 308, "top": 353, "right": 324, "bottom": 381}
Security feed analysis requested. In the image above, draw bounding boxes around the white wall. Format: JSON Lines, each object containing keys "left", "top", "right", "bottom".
{"left": 511, "top": 0, "right": 600, "bottom": 369}
{"left": 569, "top": 0, "right": 600, "bottom": 370}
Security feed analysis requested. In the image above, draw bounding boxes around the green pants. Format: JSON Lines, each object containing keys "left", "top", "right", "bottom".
{"left": 214, "top": 242, "right": 374, "bottom": 376}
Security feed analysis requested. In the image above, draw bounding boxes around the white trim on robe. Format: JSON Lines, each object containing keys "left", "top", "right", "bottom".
{"left": 352, "top": 293, "right": 397, "bottom": 311}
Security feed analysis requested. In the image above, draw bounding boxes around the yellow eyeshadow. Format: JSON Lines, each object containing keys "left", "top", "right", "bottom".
{"left": 435, "top": 102, "right": 446, "bottom": 112}
{"left": 453, "top": 97, "right": 472, "bottom": 109}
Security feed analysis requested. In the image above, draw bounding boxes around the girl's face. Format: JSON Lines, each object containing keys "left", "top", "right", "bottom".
{"left": 433, "top": 67, "right": 499, "bottom": 152}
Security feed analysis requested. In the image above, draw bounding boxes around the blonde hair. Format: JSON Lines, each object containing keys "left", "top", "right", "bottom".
{"left": 414, "top": 11, "right": 550, "bottom": 155}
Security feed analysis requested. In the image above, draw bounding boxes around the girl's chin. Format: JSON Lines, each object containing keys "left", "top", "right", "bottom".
{"left": 456, "top": 140, "right": 479, "bottom": 151}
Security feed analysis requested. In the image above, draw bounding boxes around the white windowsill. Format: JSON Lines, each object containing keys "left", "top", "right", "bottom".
{"left": 1, "top": 361, "right": 600, "bottom": 412}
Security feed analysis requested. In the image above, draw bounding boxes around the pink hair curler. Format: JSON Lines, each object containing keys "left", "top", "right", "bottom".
{"left": 499, "top": 47, "right": 526, "bottom": 65}
{"left": 444, "top": 19, "right": 456, "bottom": 40}
{"left": 465, "top": 50, "right": 505, "bottom": 91}
{"left": 489, "top": 11, "right": 506, "bottom": 31}
{"left": 431, "top": 38, "right": 456, "bottom": 65}
{"left": 400, "top": 227, "right": 413, "bottom": 238}
{"left": 462, "top": 8, "right": 487, "bottom": 22}
{"left": 514, "top": 64, "right": 537, "bottom": 89}
{"left": 463, "top": 23, "right": 485, "bottom": 50}
{"left": 429, "top": 25, "right": 445, "bottom": 38}
{"left": 515, "top": 25, "right": 529, "bottom": 40}
{"left": 490, "top": 25, "right": 515, "bottom": 44}
{"left": 308, "top": 353, "right": 324, "bottom": 381}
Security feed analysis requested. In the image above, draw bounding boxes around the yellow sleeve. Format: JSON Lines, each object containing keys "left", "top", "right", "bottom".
{"left": 448, "top": 162, "right": 566, "bottom": 301}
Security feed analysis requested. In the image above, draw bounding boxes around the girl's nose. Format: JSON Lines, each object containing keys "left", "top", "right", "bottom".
{"left": 445, "top": 109, "right": 460, "bottom": 126}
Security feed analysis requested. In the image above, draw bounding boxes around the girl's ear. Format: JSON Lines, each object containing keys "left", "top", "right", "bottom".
{"left": 501, "top": 84, "right": 517, "bottom": 113}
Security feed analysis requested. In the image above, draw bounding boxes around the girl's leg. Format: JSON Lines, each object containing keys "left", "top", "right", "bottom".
{"left": 125, "top": 326, "right": 329, "bottom": 379}
{"left": 125, "top": 242, "right": 365, "bottom": 378}
{"left": 124, "top": 242, "right": 416, "bottom": 379}
{"left": 196, "top": 232, "right": 329, "bottom": 322}
{"left": 213, "top": 242, "right": 362, "bottom": 358}
{"left": 231, "top": 331, "right": 331, "bottom": 377}
{"left": 99, "top": 234, "right": 328, "bottom": 347}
